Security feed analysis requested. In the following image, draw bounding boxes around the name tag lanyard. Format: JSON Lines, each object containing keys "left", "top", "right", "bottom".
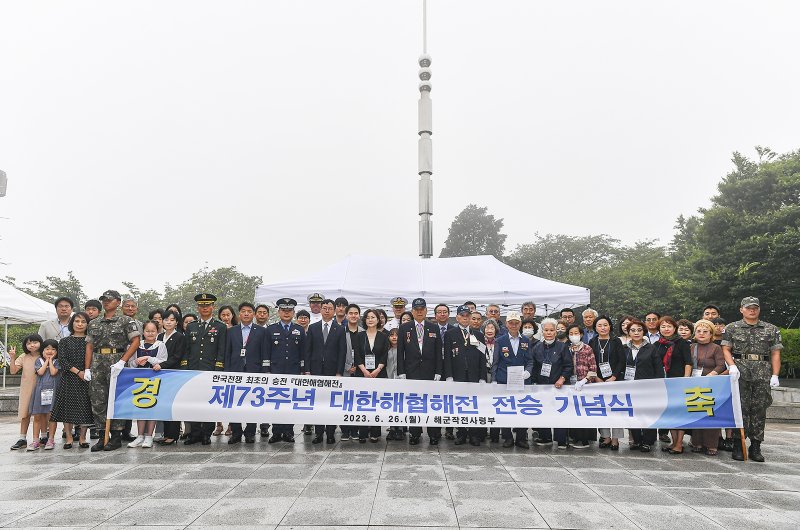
{"left": 597, "top": 338, "right": 613, "bottom": 378}
{"left": 691, "top": 344, "right": 706, "bottom": 377}
{"left": 241, "top": 328, "right": 250, "bottom": 356}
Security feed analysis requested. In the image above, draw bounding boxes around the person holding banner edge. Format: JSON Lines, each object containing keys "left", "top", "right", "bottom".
{"left": 722, "top": 296, "right": 783, "bottom": 462}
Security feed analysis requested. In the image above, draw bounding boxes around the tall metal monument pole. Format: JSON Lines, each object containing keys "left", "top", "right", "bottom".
{"left": 418, "top": 0, "right": 433, "bottom": 258}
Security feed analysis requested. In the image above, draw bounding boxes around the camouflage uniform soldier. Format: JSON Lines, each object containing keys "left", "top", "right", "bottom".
{"left": 85, "top": 290, "right": 141, "bottom": 451}
{"left": 722, "top": 297, "right": 783, "bottom": 462}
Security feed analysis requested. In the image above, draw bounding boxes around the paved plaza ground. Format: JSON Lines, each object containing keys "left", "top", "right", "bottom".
{"left": 1, "top": 417, "right": 799, "bottom": 529}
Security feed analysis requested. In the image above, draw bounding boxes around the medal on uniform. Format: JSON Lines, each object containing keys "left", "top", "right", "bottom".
{"left": 240, "top": 348, "right": 247, "bottom": 357}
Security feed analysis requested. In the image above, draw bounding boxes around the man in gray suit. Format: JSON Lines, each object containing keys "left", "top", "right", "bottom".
{"left": 38, "top": 296, "right": 74, "bottom": 341}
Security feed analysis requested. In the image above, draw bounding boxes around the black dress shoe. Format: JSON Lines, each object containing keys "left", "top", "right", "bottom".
{"left": 490, "top": 436, "right": 499, "bottom": 443}
{"left": 303, "top": 425, "right": 313, "bottom": 435}
{"left": 454, "top": 438, "right": 466, "bottom": 445}
{"left": 184, "top": 437, "right": 200, "bottom": 445}
{"left": 502, "top": 439, "right": 514, "bottom": 448}
{"left": 268, "top": 434, "right": 282, "bottom": 443}
{"left": 202, "top": 437, "right": 212, "bottom": 445}
{"left": 748, "top": 441, "right": 765, "bottom": 462}
{"left": 469, "top": 438, "right": 481, "bottom": 447}
{"left": 228, "top": 435, "right": 242, "bottom": 445}
{"left": 121, "top": 432, "right": 137, "bottom": 442}
{"left": 10, "top": 439, "right": 27, "bottom": 450}
{"left": 90, "top": 430, "right": 100, "bottom": 440}
{"left": 445, "top": 432, "right": 455, "bottom": 440}
{"left": 282, "top": 433, "right": 295, "bottom": 443}
{"left": 409, "top": 436, "right": 420, "bottom": 446}
{"left": 327, "top": 436, "right": 336, "bottom": 444}
{"left": 732, "top": 439, "right": 745, "bottom": 461}
{"left": 515, "top": 440, "right": 530, "bottom": 449}
{"left": 312, "top": 434, "right": 323, "bottom": 444}
{"left": 429, "top": 438, "right": 439, "bottom": 446}
{"left": 244, "top": 435, "right": 255, "bottom": 444}
{"left": 260, "top": 427, "right": 269, "bottom": 437}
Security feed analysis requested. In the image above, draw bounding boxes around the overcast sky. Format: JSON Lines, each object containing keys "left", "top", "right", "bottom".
{"left": 1, "top": 0, "right": 799, "bottom": 299}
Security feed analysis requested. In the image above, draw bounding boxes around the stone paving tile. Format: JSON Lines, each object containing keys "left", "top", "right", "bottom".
{"left": 663, "top": 486, "right": 764, "bottom": 508}
{"left": 0, "top": 480, "right": 99, "bottom": 500}
{"left": 1, "top": 464, "right": 75, "bottom": 481}
{"left": 379, "top": 463, "right": 446, "bottom": 480}
{"left": 628, "top": 469, "right": 716, "bottom": 488}
{"left": 494, "top": 454, "right": 560, "bottom": 468}
{"left": 9, "top": 499, "right": 137, "bottom": 528}
{"left": 376, "top": 479, "right": 449, "bottom": 499}
{"left": 302, "top": 479, "right": 376, "bottom": 499}
{"left": 72, "top": 479, "right": 172, "bottom": 499}
{"left": 611, "top": 503, "right": 724, "bottom": 529}
{"left": 727, "top": 489, "right": 800, "bottom": 513}
{"left": 443, "top": 464, "right": 513, "bottom": 482}
{"left": 224, "top": 479, "right": 307, "bottom": 499}
{"left": 587, "top": 484, "right": 679, "bottom": 506}
{"left": 568, "top": 469, "right": 649, "bottom": 486}
{"left": 701, "top": 507, "right": 799, "bottom": 529}
{"left": 102, "top": 498, "right": 218, "bottom": 526}
{"left": 370, "top": 496, "right": 459, "bottom": 527}
{"left": 518, "top": 482, "right": 601, "bottom": 503}
{"left": 249, "top": 463, "right": 320, "bottom": 482}
{"left": 452, "top": 497, "right": 546, "bottom": 529}
{"left": 531, "top": 500, "right": 639, "bottom": 530}
{"left": 697, "top": 472, "right": 785, "bottom": 491}
{"left": 153, "top": 478, "right": 240, "bottom": 499}
{"left": 210, "top": 452, "right": 274, "bottom": 464}
{"left": 111, "top": 463, "right": 198, "bottom": 480}
{"left": 0, "top": 499, "right": 60, "bottom": 527}
{"left": 181, "top": 463, "right": 257, "bottom": 480}
{"left": 282, "top": 496, "right": 372, "bottom": 526}
{"left": 267, "top": 452, "right": 329, "bottom": 464}
{"left": 383, "top": 452, "right": 441, "bottom": 465}
{"left": 325, "top": 451, "right": 383, "bottom": 465}
{"left": 146, "top": 451, "right": 218, "bottom": 464}
{"left": 191, "top": 496, "right": 295, "bottom": 526}
{"left": 505, "top": 466, "right": 580, "bottom": 483}
{"left": 313, "top": 463, "right": 382, "bottom": 480}
{"left": 45, "top": 463, "right": 134, "bottom": 481}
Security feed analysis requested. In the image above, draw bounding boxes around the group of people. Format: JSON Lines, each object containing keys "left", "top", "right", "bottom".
{"left": 7, "top": 290, "right": 783, "bottom": 462}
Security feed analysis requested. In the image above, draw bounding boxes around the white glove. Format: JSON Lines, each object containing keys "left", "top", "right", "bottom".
{"left": 574, "top": 379, "right": 587, "bottom": 391}
{"left": 727, "top": 364, "right": 740, "bottom": 381}
{"left": 433, "top": 374, "right": 441, "bottom": 381}
{"left": 113, "top": 360, "right": 125, "bottom": 370}
{"left": 446, "top": 377, "right": 453, "bottom": 382}
{"left": 83, "top": 369, "right": 92, "bottom": 381}
{"left": 479, "top": 379, "right": 486, "bottom": 384}
{"left": 397, "top": 374, "right": 406, "bottom": 379}
{"left": 491, "top": 380, "right": 498, "bottom": 385}
{"left": 522, "top": 371, "right": 531, "bottom": 380}
{"left": 770, "top": 375, "right": 780, "bottom": 388}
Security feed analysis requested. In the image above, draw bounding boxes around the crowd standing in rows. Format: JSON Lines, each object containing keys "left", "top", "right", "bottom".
{"left": 7, "top": 291, "right": 783, "bottom": 462}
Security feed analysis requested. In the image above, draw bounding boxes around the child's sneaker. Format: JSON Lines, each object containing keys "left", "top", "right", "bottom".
{"left": 26, "top": 441, "right": 41, "bottom": 451}
{"left": 44, "top": 440, "right": 55, "bottom": 450}
{"left": 127, "top": 436, "right": 144, "bottom": 448}
{"left": 141, "top": 436, "right": 153, "bottom": 448}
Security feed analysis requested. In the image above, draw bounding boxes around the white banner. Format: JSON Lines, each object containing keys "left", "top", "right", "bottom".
{"left": 108, "top": 368, "right": 742, "bottom": 429}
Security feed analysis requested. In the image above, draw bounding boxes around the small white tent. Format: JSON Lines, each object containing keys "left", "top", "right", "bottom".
{"left": 255, "top": 255, "right": 589, "bottom": 314}
{"left": 0, "top": 282, "right": 56, "bottom": 325}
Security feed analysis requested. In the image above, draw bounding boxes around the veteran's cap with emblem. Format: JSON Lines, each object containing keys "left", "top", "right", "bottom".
{"left": 456, "top": 304, "right": 471, "bottom": 315}
{"left": 277, "top": 298, "right": 298, "bottom": 310}
{"left": 741, "top": 296, "right": 760, "bottom": 308}
{"left": 307, "top": 293, "right": 325, "bottom": 303}
{"left": 506, "top": 311, "right": 522, "bottom": 322}
{"left": 99, "top": 289, "right": 121, "bottom": 302}
{"left": 390, "top": 296, "right": 408, "bottom": 308}
{"left": 411, "top": 297, "right": 427, "bottom": 309}
{"left": 194, "top": 293, "right": 218, "bottom": 305}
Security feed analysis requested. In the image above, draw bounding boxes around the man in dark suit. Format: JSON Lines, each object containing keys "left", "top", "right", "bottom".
{"left": 224, "top": 302, "right": 269, "bottom": 444}
{"left": 397, "top": 298, "right": 443, "bottom": 445}
{"left": 434, "top": 303, "right": 457, "bottom": 440}
{"left": 265, "top": 298, "right": 306, "bottom": 443}
{"left": 444, "top": 305, "right": 488, "bottom": 446}
{"left": 303, "top": 299, "right": 346, "bottom": 444}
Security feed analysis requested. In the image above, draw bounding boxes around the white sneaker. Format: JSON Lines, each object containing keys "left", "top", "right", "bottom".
{"left": 141, "top": 436, "right": 153, "bottom": 448}
{"left": 127, "top": 436, "right": 144, "bottom": 448}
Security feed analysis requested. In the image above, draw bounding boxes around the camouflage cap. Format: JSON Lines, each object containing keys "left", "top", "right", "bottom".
{"left": 740, "top": 296, "right": 760, "bottom": 307}
{"left": 100, "top": 289, "right": 121, "bottom": 301}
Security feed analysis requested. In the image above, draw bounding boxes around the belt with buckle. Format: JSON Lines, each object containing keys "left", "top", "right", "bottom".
{"left": 733, "top": 353, "right": 769, "bottom": 361}
{"left": 98, "top": 347, "right": 123, "bottom": 354}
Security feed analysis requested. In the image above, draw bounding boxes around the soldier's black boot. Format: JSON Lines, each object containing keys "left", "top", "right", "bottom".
{"left": 731, "top": 438, "right": 745, "bottom": 461}
{"left": 104, "top": 430, "right": 122, "bottom": 451}
{"left": 749, "top": 440, "right": 765, "bottom": 462}
{"left": 91, "top": 431, "right": 105, "bottom": 452}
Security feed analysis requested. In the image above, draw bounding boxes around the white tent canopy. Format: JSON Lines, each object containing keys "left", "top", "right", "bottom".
{"left": 255, "top": 255, "right": 590, "bottom": 315}
{"left": 0, "top": 282, "right": 57, "bottom": 325}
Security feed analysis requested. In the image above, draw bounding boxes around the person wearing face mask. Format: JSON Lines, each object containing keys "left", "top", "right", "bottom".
{"left": 555, "top": 320, "right": 568, "bottom": 343}
{"left": 531, "top": 318, "right": 573, "bottom": 449}
{"left": 623, "top": 319, "right": 663, "bottom": 452}
{"left": 491, "top": 311, "right": 533, "bottom": 448}
{"left": 520, "top": 319, "right": 540, "bottom": 346}
{"left": 566, "top": 324, "right": 599, "bottom": 449}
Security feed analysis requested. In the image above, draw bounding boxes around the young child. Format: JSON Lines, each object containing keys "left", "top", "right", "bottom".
{"left": 28, "top": 339, "right": 61, "bottom": 451}
{"left": 127, "top": 320, "right": 168, "bottom": 448}
{"left": 8, "top": 334, "right": 43, "bottom": 450}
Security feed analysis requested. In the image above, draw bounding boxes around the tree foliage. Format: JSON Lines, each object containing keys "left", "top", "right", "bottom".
{"left": 440, "top": 204, "right": 507, "bottom": 259}
{"left": 2, "top": 271, "right": 86, "bottom": 308}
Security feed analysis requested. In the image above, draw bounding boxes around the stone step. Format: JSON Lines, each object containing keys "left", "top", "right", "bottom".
{"left": 767, "top": 401, "right": 800, "bottom": 422}
{"left": 771, "top": 386, "right": 800, "bottom": 403}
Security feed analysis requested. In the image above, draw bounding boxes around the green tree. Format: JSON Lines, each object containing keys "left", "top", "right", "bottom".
{"left": 163, "top": 266, "right": 263, "bottom": 313}
{"left": 121, "top": 282, "right": 166, "bottom": 320}
{"left": 2, "top": 271, "right": 86, "bottom": 308}
{"left": 673, "top": 148, "right": 800, "bottom": 326}
{"left": 440, "top": 204, "right": 507, "bottom": 259}
{"left": 506, "top": 233, "right": 625, "bottom": 284}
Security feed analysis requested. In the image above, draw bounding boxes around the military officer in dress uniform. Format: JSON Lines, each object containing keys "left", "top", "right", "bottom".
{"left": 85, "top": 290, "right": 141, "bottom": 451}
{"left": 265, "top": 298, "right": 306, "bottom": 443}
{"left": 384, "top": 297, "right": 408, "bottom": 332}
{"left": 182, "top": 293, "right": 228, "bottom": 446}
{"left": 397, "top": 297, "right": 444, "bottom": 445}
{"left": 723, "top": 297, "right": 783, "bottom": 462}
{"left": 444, "top": 305, "right": 488, "bottom": 446}
{"left": 307, "top": 293, "right": 325, "bottom": 324}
